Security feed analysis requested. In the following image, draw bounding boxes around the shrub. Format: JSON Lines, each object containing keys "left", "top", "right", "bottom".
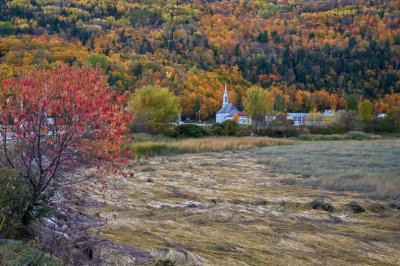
{"left": 365, "top": 117, "right": 395, "bottom": 133}
{"left": 211, "top": 123, "right": 225, "bottom": 136}
{"left": 173, "top": 124, "right": 208, "bottom": 138}
{"left": 308, "top": 125, "right": 334, "bottom": 135}
{"left": 222, "top": 120, "right": 239, "bottom": 136}
{"left": 389, "top": 109, "right": 400, "bottom": 132}
{"left": 333, "top": 111, "right": 363, "bottom": 132}
{"left": 0, "top": 168, "right": 51, "bottom": 237}
{"left": 0, "top": 168, "right": 32, "bottom": 236}
{"left": 235, "top": 125, "right": 252, "bottom": 137}
{"left": 211, "top": 120, "right": 240, "bottom": 136}
{"left": 0, "top": 241, "right": 61, "bottom": 265}
{"left": 256, "top": 115, "right": 298, "bottom": 137}
{"left": 296, "top": 126, "right": 311, "bottom": 136}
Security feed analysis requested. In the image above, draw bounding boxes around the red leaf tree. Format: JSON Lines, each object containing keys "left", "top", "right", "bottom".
{"left": 0, "top": 66, "right": 133, "bottom": 207}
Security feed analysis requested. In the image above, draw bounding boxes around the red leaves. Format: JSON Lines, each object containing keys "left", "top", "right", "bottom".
{"left": 53, "top": 104, "right": 61, "bottom": 116}
{"left": 0, "top": 65, "right": 134, "bottom": 193}
{"left": 120, "top": 171, "right": 134, "bottom": 179}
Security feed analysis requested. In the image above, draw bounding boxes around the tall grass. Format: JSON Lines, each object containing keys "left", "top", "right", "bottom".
{"left": 129, "top": 133, "right": 174, "bottom": 143}
{"left": 298, "top": 131, "right": 381, "bottom": 141}
{"left": 256, "top": 140, "right": 400, "bottom": 199}
{"left": 124, "top": 137, "right": 292, "bottom": 158}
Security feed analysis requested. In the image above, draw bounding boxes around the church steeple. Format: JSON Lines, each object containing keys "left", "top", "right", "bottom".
{"left": 223, "top": 83, "right": 229, "bottom": 106}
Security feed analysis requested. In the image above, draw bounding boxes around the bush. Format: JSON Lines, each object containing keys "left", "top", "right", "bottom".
{"left": 389, "top": 109, "right": 400, "bottom": 132}
{"left": 308, "top": 125, "right": 336, "bottom": 135}
{"left": 211, "top": 123, "right": 226, "bottom": 136}
{"left": 235, "top": 125, "right": 252, "bottom": 137}
{"left": 365, "top": 117, "right": 395, "bottom": 133}
{"left": 333, "top": 111, "right": 363, "bottom": 132}
{"left": 0, "top": 168, "right": 30, "bottom": 236}
{"left": 212, "top": 120, "right": 241, "bottom": 136}
{"left": 0, "top": 168, "right": 50, "bottom": 237}
{"left": 346, "top": 131, "right": 372, "bottom": 140}
{"left": 256, "top": 115, "right": 298, "bottom": 137}
{"left": 0, "top": 241, "right": 62, "bottom": 265}
{"left": 296, "top": 126, "right": 311, "bottom": 136}
{"left": 173, "top": 124, "right": 208, "bottom": 138}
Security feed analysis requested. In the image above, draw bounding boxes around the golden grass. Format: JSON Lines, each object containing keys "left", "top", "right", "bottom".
{"left": 176, "top": 137, "right": 291, "bottom": 151}
{"left": 257, "top": 139, "right": 400, "bottom": 199}
{"left": 80, "top": 149, "right": 400, "bottom": 265}
{"left": 124, "top": 137, "right": 292, "bottom": 158}
{"left": 298, "top": 131, "right": 382, "bottom": 141}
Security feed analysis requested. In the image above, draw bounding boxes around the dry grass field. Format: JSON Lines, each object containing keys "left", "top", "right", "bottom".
{"left": 71, "top": 139, "right": 400, "bottom": 265}
{"left": 124, "top": 135, "right": 291, "bottom": 158}
{"left": 256, "top": 139, "right": 400, "bottom": 200}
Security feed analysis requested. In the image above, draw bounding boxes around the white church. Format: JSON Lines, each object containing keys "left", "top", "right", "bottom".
{"left": 216, "top": 85, "right": 252, "bottom": 125}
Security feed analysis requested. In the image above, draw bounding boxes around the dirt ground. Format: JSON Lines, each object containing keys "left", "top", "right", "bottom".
{"left": 72, "top": 142, "right": 400, "bottom": 265}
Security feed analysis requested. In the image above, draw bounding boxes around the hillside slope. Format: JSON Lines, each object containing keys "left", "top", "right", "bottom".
{"left": 0, "top": 0, "right": 399, "bottom": 118}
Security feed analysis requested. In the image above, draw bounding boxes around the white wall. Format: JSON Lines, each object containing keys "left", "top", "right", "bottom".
{"left": 216, "top": 113, "right": 226, "bottom": 123}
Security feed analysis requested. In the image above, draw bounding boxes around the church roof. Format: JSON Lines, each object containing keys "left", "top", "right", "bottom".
{"left": 216, "top": 104, "right": 229, "bottom": 114}
{"left": 217, "top": 103, "right": 239, "bottom": 115}
{"left": 227, "top": 108, "right": 239, "bottom": 116}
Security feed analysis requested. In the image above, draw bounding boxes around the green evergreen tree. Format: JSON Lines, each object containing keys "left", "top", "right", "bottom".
{"left": 257, "top": 30, "right": 269, "bottom": 43}
{"left": 346, "top": 95, "right": 358, "bottom": 111}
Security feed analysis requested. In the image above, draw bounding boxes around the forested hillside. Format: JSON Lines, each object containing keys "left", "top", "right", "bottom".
{"left": 0, "top": 0, "right": 399, "bottom": 119}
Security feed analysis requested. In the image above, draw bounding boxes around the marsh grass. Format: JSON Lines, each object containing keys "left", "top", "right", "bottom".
{"left": 82, "top": 146, "right": 400, "bottom": 265}
{"left": 256, "top": 140, "right": 400, "bottom": 199}
{"left": 298, "top": 131, "right": 381, "bottom": 141}
{"left": 124, "top": 137, "right": 292, "bottom": 158}
{"left": 129, "top": 133, "right": 173, "bottom": 143}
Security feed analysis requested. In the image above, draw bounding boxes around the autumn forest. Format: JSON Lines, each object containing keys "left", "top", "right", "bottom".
{"left": 0, "top": 0, "right": 399, "bottom": 119}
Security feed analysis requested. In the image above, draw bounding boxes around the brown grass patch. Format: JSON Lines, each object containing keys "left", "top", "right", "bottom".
{"left": 124, "top": 137, "right": 292, "bottom": 158}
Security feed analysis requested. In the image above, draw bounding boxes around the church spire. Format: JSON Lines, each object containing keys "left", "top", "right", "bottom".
{"left": 223, "top": 83, "right": 228, "bottom": 106}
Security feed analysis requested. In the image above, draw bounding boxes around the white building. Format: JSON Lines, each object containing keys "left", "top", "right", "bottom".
{"left": 237, "top": 112, "right": 252, "bottom": 125}
{"left": 287, "top": 110, "right": 339, "bottom": 126}
{"left": 286, "top": 113, "right": 309, "bottom": 125}
{"left": 216, "top": 84, "right": 252, "bottom": 125}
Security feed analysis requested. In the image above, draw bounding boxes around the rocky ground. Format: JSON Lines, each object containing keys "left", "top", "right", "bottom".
{"left": 61, "top": 141, "right": 400, "bottom": 265}
{"left": 32, "top": 187, "right": 152, "bottom": 265}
